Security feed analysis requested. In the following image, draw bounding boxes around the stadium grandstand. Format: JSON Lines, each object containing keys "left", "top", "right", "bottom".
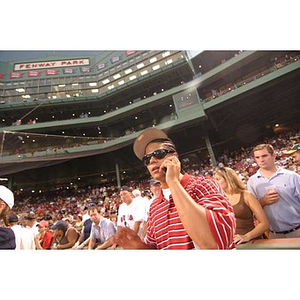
{"left": 0, "top": 49, "right": 300, "bottom": 193}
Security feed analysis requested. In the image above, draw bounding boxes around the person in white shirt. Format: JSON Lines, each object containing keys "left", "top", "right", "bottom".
{"left": 132, "top": 188, "right": 148, "bottom": 237}
{"left": 8, "top": 212, "right": 35, "bottom": 250}
{"left": 117, "top": 186, "right": 147, "bottom": 238}
{"left": 23, "top": 212, "right": 39, "bottom": 238}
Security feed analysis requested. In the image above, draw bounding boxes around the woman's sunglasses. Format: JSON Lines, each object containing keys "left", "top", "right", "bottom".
{"left": 142, "top": 148, "right": 175, "bottom": 166}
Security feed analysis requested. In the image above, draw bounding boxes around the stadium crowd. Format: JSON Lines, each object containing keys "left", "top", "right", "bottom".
{"left": 0, "top": 127, "right": 299, "bottom": 250}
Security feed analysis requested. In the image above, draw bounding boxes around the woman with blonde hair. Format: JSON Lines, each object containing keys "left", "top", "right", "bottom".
{"left": 213, "top": 166, "right": 269, "bottom": 245}
{"left": 0, "top": 185, "right": 16, "bottom": 249}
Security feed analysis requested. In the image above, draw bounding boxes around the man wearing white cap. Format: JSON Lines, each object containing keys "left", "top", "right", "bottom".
{"left": 115, "top": 127, "right": 236, "bottom": 250}
{"left": 0, "top": 185, "right": 16, "bottom": 249}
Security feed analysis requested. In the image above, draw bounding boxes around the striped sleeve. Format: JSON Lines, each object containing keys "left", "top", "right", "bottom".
{"left": 189, "top": 176, "right": 236, "bottom": 249}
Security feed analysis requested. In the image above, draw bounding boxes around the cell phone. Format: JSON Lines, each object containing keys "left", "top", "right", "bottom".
{"left": 162, "top": 167, "right": 167, "bottom": 173}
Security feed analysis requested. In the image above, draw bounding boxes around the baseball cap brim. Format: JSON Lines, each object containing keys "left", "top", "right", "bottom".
{"left": 133, "top": 128, "right": 170, "bottom": 160}
{"left": 284, "top": 150, "right": 297, "bottom": 155}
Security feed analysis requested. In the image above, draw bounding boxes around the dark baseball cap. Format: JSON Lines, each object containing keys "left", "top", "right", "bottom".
{"left": 120, "top": 186, "right": 132, "bottom": 192}
{"left": 149, "top": 179, "right": 160, "bottom": 186}
{"left": 51, "top": 220, "right": 68, "bottom": 231}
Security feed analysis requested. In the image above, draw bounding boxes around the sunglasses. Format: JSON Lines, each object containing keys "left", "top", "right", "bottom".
{"left": 142, "top": 148, "right": 175, "bottom": 166}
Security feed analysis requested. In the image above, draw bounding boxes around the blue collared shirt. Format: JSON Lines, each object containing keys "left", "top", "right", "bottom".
{"left": 247, "top": 167, "right": 300, "bottom": 232}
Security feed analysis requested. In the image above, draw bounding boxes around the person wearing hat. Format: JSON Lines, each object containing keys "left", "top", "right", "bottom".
{"left": 51, "top": 220, "right": 79, "bottom": 249}
{"left": 284, "top": 143, "right": 300, "bottom": 168}
{"left": 117, "top": 186, "right": 147, "bottom": 237}
{"left": 115, "top": 128, "right": 236, "bottom": 250}
{"left": 23, "top": 212, "right": 39, "bottom": 238}
{"left": 34, "top": 220, "right": 54, "bottom": 250}
{"left": 0, "top": 185, "right": 16, "bottom": 249}
{"left": 140, "top": 179, "right": 162, "bottom": 240}
{"left": 7, "top": 212, "right": 35, "bottom": 250}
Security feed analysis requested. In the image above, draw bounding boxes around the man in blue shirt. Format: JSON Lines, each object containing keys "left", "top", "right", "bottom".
{"left": 247, "top": 143, "right": 300, "bottom": 238}
{"left": 87, "top": 204, "right": 116, "bottom": 250}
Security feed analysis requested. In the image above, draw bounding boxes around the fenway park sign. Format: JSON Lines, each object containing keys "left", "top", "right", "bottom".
{"left": 14, "top": 58, "right": 90, "bottom": 71}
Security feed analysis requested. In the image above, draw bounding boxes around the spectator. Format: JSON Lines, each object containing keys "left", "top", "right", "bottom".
{"left": 8, "top": 212, "right": 35, "bottom": 250}
{"left": 117, "top": 186, "right": 147, "bottom": 237}
{"left": 0, "top": 186, "right": 16, "bottom": 249}
{"left": 140, "top": 179, "right": 162, "bottom": 240}
{"left": 115, "top": 127, "right": 236, "bottom": 249}
{"left": 34, "top": 220, "right": 54, "bottom": 250}
{"left": 213, "top": 166, "right": 269, "bottom": 244}
{"left": 51, "top": 220, "right": 79, "bottom": 249}
{"left": 87, "top": 204, "right": 116, "bottom": 250}
{"left": 284, "top": 143, "right": 300, "bottom": 167}
{"left": 23, "top": 212, "right": 39, "bottom": 238}
{"left": 73, "top": 217, "right": 92, "bottom": 249}
{"left": 131, "top": 188, "right": 148, "bottom": 237}
{"left": 247, "top": 144, "right": 300, "bottom": 239}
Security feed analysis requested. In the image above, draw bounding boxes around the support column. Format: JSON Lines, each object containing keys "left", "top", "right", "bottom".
{"left": 204, "top": 134, "right": 217, "bottom": 166}
{"left": 115, "top": 161, "right": 121, "bottom": 188}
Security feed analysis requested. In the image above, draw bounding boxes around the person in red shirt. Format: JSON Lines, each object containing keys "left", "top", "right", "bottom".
{"left": 115, "top": 127, "right": 236, "bottom": 250}
{"left": 34, "top": 220, "right": 54, "bottom": 249}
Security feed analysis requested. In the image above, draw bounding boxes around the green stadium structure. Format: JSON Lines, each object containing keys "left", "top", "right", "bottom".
{"left": 0, "top": 50, "right": 300, "bottom": 190}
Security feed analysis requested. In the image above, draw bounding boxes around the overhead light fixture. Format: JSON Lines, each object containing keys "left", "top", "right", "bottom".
{"left": 89, "top": 82, "right": 97, "bottom": 86}
{"left": 22, "top": 95, "right": 31, "bottom": 98}
{"left": 129, "top": 75, "right": 137, "bottom": 80}
{"left": 102, "top": 78, "right": 110, "bottom": 84}
{"left": 162, "top": 51, "right": 170, "bottom": 57}
{"left": 165, "top": 59, "right": 173, "bottom": 65}
{"left": 108, "top": 85, "right": 115, "bottom": 90}
{"left": 113, "top": 74, "right": 121, "bottom": 79}
{"left": 141, "top": 70, "right": 148, "bottom": 76}
{"left": 152, "top": 64, "right": 160, "bottom": 70}
{"left": 137, "top": 63, "right": 144, "bottom": 69}
{"left": 124, "top": 68, "right": 132, "bottom": 74}
{"left": 16, "top": 88, "right": 25, "bottom": 92}
{"left": 72, "top": 83, "right": 78, "bottom": 86}
{"left": 150, "top": 57, "right": 157, "bottom": 63}
{"left": 91, "top": 89, "right": 99, "bottom": 93}
{"left": 58, "top": 84, "right": 66, "bottom": 87}
{"left": 118, "top": 80, "right": 125, "bottom": 85}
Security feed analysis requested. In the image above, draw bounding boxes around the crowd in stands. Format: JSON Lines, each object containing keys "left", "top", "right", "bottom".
{"left": 1, "top": 127, "right": 299, "bottom": 249}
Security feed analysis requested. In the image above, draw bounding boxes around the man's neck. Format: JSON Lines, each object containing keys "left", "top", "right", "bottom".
{"left": 260, "top": 166, "right": 278, "bottom": 178}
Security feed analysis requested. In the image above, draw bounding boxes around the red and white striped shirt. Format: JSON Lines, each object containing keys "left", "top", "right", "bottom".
{"left": 145, "top": 173, "right": 236, "bottom": 250}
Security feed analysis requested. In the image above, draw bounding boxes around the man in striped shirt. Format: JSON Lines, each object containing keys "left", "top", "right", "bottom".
{"left": 115, "top": 128, "right": 236, "bottom": 249}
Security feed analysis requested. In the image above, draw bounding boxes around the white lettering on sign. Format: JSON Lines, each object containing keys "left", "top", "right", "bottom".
{"left": 14, "top": 59, "right": 90, "bottom": 71}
